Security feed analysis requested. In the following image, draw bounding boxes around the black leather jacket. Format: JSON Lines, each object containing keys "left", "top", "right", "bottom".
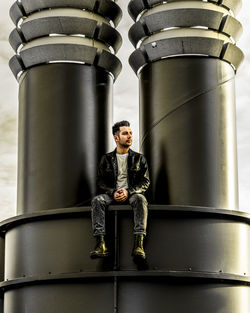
{"left": 97, "top": 149, "right": 150, "bottom": 197}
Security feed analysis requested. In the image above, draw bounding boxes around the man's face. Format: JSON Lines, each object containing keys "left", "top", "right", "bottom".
{"left": 114, "top": 126, "right": 133, "bottom": 148}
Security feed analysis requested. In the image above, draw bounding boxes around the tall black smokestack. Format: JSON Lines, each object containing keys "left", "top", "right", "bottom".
{"left": 128, "top": 0, "right": 244, "bottom": 208}
{"left": 8, "top": 0, "right": 122, "bottom": 213}
{"left": 0, "top": 1, "right": 123, "bottom": 312}
{"left": 125, "top": 0, "right": 250, "bottom": 312}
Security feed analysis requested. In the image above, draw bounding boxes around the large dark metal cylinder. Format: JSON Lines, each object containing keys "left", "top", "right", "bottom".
{"left": 128, "top": 0, "right": 244, "bottom": 209}
{"left": 7, "top": 0, "right": 123, "bottom": 213}
{"left": 0, "top": 205, "right": 250, "bottom": 313}
{"left": 8, "top": 0, "right": 123, "bottom": 214}
{"left": 17, "top": 64, "right": 113, "bottom": 213}
{"left": 0, "top": 1, "right": 123, "bottom": 312}
{"left": 139, "top": 57, "right": 238, "bottom": 208}
{"left": 125, "top": 1, "right": 250, "bottom": 312}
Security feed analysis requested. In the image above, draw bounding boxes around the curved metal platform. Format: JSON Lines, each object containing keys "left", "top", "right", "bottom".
{"left": 0, "top": 205, "right": 249, "bottom": 312}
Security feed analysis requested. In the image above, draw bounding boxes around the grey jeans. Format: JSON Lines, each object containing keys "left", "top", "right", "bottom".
{"left": 91, "top": 193, "right": 148, "bottom": 236}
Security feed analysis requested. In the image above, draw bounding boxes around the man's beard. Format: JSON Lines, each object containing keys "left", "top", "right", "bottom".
{"left": 119, "top": 139, "right": 132, "bottom": 148}
{"left": 120, "top": 142, "right": 130, "bottom": 148}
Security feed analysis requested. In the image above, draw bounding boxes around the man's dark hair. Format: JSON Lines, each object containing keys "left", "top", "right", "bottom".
{"left": 112, "top": 120, "right": 130, "bottom": 135}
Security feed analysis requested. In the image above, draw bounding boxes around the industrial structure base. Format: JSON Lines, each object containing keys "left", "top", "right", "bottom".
{"left": 0, "top": 205, "right": 249, "bottom": 313}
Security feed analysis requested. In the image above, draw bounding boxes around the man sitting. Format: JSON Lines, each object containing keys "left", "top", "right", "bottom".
{"left": 90, "top": 120, "right": 150, "bottom": 260}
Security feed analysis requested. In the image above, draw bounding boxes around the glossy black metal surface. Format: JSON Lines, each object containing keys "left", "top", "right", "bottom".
{"left": 118, "top": 281, "right": 249, "bottom": 313}
{"left": 2, "top": 206, "right": 250, "bottom": 280}
{"left": 1, "top": 206, "right": 250, "bottom": 312}
{"left": 4, "top": 216, "right": 103, "bottom": 279}
{"left": 126, "top": 2, "right": 249, "bottom": 308}
{"left": 17, "top": 64, "right": 113, "bottom": 213}
{"left": 119, "top": 209, "right": 250, "bottom": 273}
{"left": 139, "top": 57, "right": 239, "bottom": 208}
{"left": 4, "top": 283, "right": 114, "bottom": 313}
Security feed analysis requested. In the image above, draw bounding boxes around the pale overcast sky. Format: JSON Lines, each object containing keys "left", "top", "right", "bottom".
{"left": 0, "top": 1, "right": 249, "bottom": 220}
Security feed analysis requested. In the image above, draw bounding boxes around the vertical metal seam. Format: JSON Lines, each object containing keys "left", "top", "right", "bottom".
{"left": 113, "top": 276, "right": 118, "bottom": 313}
{"left": 114, "top": 210, "right": 119, "bottom": 270}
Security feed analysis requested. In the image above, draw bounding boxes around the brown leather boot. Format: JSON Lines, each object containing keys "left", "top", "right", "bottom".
{"left": 132, "top": 234, "right": 146, "bottom": 260}
{"left": 90, "top": 235, "right": 109, "bottom": 259}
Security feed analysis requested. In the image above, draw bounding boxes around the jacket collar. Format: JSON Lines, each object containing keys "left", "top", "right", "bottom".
{"left": 112, "top": 148, "right": 132, "bottom": 156}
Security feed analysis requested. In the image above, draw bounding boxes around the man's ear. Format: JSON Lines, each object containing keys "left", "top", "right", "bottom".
{"left": 114, "top": 135, "right": 119, "bottom": 143}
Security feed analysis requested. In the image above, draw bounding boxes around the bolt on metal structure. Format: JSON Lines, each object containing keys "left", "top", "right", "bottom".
{"left": 0, "top": 0, "right": 249, "bottom": 313}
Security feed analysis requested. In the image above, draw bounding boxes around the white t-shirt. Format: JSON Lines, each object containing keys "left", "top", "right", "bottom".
{"left": 116, "top": 153, "right": 128, "bottom": 189}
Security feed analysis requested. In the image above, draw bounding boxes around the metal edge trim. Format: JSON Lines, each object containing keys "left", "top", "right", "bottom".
{"left": 1, "top": 270, "right": 249, "bottom": 291}
{"left": 0, "top": 205, "right": 249, "bottom": 235}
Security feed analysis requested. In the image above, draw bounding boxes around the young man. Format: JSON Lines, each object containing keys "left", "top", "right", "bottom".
{"left": 90, "top": 120, "right": 150, "bottom": 260}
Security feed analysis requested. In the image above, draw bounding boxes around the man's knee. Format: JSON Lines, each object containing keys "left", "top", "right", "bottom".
{"left": 129, "top": 193, "right": 148, "bottom": 206}
{"left": 91, "top": 194, "right": 108, "bottom": 207}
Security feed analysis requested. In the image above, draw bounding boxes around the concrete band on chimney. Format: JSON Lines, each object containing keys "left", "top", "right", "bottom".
{"left": 9, "top": 9, "right": 122, "bottom": 53}
{"left": 9, "top": 1, "right": 122, "bottom": 81}
{"left": 128, "top": 1, "right": 243, "bottom": 75}
{"left": 10, "top": 0, "right": 122, "bottom": 26}
{"left": 128, "top": 0, "right": 242, "bottom": 21}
